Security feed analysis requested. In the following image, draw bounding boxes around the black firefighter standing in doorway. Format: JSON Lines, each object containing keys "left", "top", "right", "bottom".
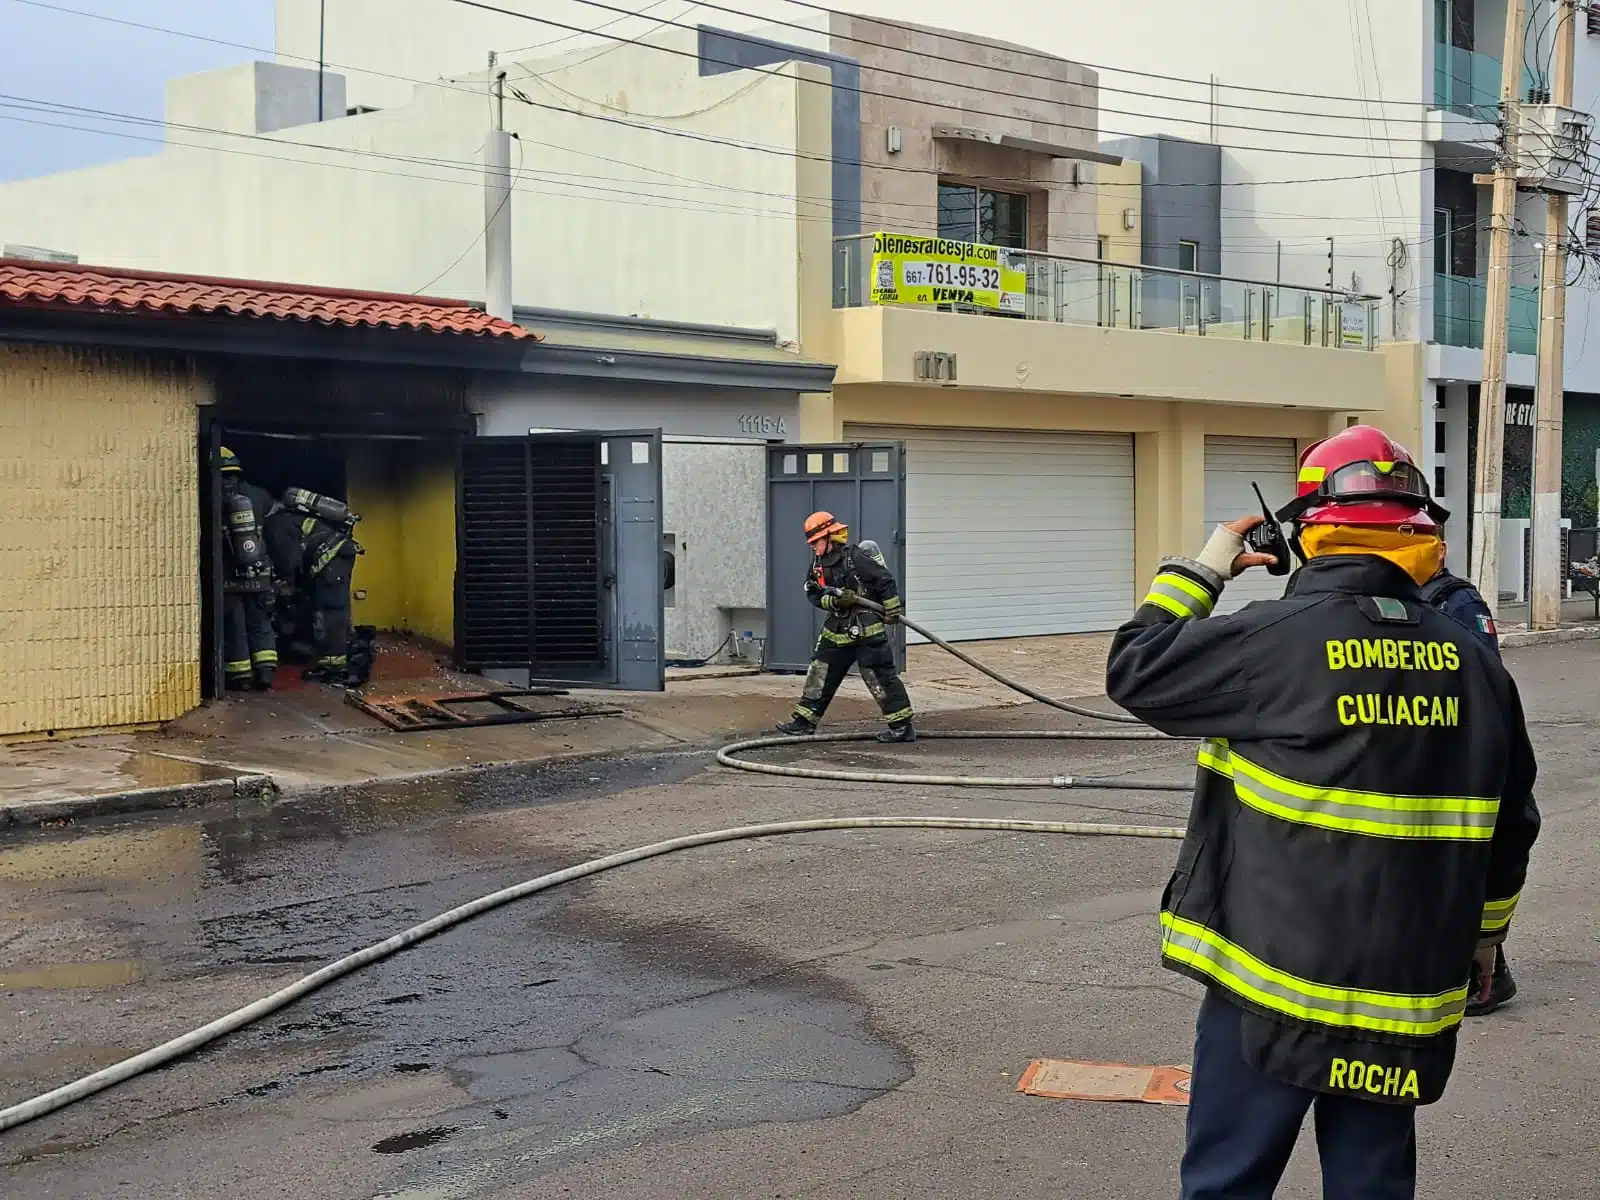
{"left": 218, "top": 448, "right": 279, "bottom": 691}
{"left": 266, "top": 488, "right": 363, "bottom": 685}
{"left": 776, "top": 511, "right": 915, "bottom": 743}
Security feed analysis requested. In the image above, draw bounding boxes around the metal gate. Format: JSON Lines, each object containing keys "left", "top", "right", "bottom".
{"left": 457, "top": 430, "right": 663, "bottom": 691}
{"left": 765, "top": 441, "right": 906, "bottom": 672}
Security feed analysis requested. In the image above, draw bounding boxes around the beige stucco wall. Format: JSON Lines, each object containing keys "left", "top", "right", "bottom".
{"left": 0, "top": 344, "right": 203, "bottom": 740}
{"left": 832, "top": 305, "right": 1390, "bottom": 410}
{"left": 1095, "top": 160, "right": 1143, "bottom": 266}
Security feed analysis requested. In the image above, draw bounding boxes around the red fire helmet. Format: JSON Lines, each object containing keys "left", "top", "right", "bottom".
{"left": 1282, "top": 425, "right": 1450, "bottom": 530}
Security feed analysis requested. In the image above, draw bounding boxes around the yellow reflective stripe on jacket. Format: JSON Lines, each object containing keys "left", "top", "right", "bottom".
{"left": 1481, "top": 891, "right": 1520, "bottom": 932}
{"left": 818, "top": 622, "right": 886, "bottom": 645}
{"left": 1143, "top": 571, "right": 1215, "bottom": 620}
{"left": 1198, "top": 739, "right": 1499, "bottom": 841}
{"left": 882, "top": 595, "right": 903, "bottom": 611}
{"left": 1160, "top": 911, "right": 1468, "bottom": 1036}
{"left": 311, "top": 537, "right": 349, "bottom": 576}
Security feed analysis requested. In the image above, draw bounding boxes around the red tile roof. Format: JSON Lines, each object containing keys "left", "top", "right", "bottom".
{"left": 0, "top": 258, "right": 537, "bottom": 341}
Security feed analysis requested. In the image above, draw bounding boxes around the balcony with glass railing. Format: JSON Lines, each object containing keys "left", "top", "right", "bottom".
{"left": 834, "top": 234, "right": 1382, "bottom": 350}
{"left": 1433, "top": 272, "right": 1539, "bottom": 355}
{"left": 1433, "top": 41, "right": 1537, "bottom": 120}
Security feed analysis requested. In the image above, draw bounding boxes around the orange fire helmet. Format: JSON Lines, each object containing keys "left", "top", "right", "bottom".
{"left": 804, "top": 510, "right": 848, "bottom": 551}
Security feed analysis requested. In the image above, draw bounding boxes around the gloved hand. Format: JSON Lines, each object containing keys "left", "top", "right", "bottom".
{"left": 1198, "top": 520, "right": 1276, "bottom": 579}
{"left": 833, "top": 588, "right": 860, "bottom": 610}
{"left": 883, "top": 609, "right": 902, "bottom": 624}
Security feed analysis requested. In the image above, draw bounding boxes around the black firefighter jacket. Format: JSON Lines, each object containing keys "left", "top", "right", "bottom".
{"left": 1106, "top": 553, "right": 1540, "bottom": 1106}
{"left": 806, "top": 544, "right": 904, "bottom": 646}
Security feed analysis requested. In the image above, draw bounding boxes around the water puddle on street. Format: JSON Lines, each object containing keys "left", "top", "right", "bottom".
{"left": 0, "top": 827, "right": 204, "bottom": 886}
{"left": 0, "top": 960, "right": 148, "bottom": 989}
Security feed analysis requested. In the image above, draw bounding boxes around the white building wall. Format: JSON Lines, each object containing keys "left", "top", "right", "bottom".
{"left": 0, "top": 28, "right": 815, "bottom": 341}
{"left": 277, "top": 0, "right": 1431, "bottom": 343}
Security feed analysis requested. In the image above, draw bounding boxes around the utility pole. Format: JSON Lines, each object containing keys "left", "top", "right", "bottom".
{"left": 484, "top": 51, "right": 513, "bottom": 321}
{"left": 1468, "top": 0, "right": 1528, "bottom": 616}
{"left": 1530, "top": 1, "right": 1578, "bottom": 628}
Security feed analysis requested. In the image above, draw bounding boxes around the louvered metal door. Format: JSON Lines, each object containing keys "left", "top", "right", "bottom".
{"left": 456, "top": 431, "right": 662, "bottom": 691}
{"left": 457, "top": 434, "right": 604, "bottom": 677}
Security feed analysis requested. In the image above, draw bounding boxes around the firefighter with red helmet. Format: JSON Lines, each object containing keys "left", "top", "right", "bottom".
{"left": 775, "top": 511, "right": 915, "bottom": 742}
{"left": 1298, "top": 438, "right": 1518, "bottom": 1016}
{"left": 1106, "top": 424, "right": 1539, "bottom": 1199}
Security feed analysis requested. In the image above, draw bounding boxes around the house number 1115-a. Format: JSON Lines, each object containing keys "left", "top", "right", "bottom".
{"left": 738, "top": 414, "right": 788, "bottom": 436}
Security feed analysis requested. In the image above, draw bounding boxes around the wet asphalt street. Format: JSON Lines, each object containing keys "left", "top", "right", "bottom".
{"left": 2, "top": 642, "right": 1598, "bottom": 1198}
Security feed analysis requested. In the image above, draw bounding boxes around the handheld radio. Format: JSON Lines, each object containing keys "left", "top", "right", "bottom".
{"left": 1244, "top": 481, "right": 1292, "bottom": 577}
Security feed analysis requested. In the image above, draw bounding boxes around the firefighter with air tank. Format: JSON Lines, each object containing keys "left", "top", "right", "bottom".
{"left": 218, "top": 448, "right": 280, "bottom": 691}
{"left": 1106, "top": 424, "right": 1539, "bottom": 1199}
{"left": 775, "top": 511, "right": 915, "bottom": 743}
{"left": 264, "top": 486, "right": 363, "bottom": 685}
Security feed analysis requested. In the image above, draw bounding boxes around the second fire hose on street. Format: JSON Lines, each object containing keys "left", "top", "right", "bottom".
{"left": 0, "top": 604, "right": 1188, "bottom": 1135}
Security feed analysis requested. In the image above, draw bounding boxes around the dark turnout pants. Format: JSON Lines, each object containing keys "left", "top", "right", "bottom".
{"left": 310, "top": 553, "right": 355, "bottom": 671}
{"left": 793, "top": 637, "right": 913, "bottom": 728}
{"left": 223, "top": 588, "right": 277, "bottom": 685}
{"left": 1182, "top": 990, "right": 1417, "bottom": 1200}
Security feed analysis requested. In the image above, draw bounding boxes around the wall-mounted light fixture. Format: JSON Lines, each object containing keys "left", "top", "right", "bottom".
{"left": 1122, "top": 208, "right": 1136, "bottom": 230}
{"left": 886, "top": 126, "right": 903, "bottom": 155}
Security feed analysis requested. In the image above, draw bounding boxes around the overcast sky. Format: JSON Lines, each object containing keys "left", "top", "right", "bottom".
{"left": 0, "top": 0, "right": 274, "bottom": 183}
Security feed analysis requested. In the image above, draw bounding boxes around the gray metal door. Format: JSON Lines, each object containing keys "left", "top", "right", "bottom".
{"left": 601, "top": 429, "right": 665, "bottom": 691}
{"left": 766, "top": 441, "right": 906, "bottom": 672}
{"left": 457, "top": 430, "right": 662, "bottom": 692}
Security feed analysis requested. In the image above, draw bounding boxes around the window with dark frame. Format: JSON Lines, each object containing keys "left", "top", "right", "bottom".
{"left": 937, "top": 182, "right": 1029, "bottom": 248}
{"left": 1178, "top": 240, "right": 1199, "bottom": 272}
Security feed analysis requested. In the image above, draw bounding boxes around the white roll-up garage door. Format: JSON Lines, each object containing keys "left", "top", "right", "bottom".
{"left": 1203, "top": 436, "right": 1298, "bottom": 613}
{"left": 845, "top": 426, "right": 1135, "bottom": 641}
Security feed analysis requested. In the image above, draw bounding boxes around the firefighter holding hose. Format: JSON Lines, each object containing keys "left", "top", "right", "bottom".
{"left": 776, "top": 511, "right": 915, "bottom": 743}
{"left": 1106, "top": 425, "right": 1539, "bottom": 1199}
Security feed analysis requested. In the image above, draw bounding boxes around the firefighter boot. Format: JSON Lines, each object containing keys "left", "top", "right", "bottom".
{"left": 875, "top": 723, "right": 916, "bottom": 744}
{"left": 1466, "top": 947, "right": 1517, "bottom": 1016}
{"left": 774, "top": 716, "right": 818, "bottom": 737}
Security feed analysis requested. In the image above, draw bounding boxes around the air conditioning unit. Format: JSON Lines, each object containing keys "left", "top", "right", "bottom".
{"left": 1514, "top": 105, "right": 1595, "bottom": 195}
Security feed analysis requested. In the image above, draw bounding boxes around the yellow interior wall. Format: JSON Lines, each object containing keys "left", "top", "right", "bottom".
{"left": 346, "top": 441, "right": 456, "bottom": 645}
{"left": 398, "top": 446, "right": 457, "bottom": 645}
{"left": 0, "top": 344, "right": 203, "bottom": 739}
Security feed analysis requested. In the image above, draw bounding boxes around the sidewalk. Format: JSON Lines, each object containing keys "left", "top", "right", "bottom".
{"left": 0, "top": 633, "right": 1115, "bottom": 827}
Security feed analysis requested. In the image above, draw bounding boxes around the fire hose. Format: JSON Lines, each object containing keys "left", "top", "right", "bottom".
{"left": 0, "top": 604, "right": 1188, "bottom": 1136}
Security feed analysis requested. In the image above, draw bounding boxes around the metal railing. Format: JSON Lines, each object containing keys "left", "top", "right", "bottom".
{"left": 1432, "top": 272, "right": 1539, "bottom": 356}
{"left": 833, "top": 234, "right": 1382, "bottom": 350}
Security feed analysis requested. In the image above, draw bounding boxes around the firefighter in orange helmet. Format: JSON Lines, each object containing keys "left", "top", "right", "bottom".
{"left": 775, "top": 511, "right": 915, "bottom": 742}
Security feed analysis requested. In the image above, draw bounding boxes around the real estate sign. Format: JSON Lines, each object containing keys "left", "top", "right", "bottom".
{"left": 869, "top": 232, "right": 1027, "bottom": 313}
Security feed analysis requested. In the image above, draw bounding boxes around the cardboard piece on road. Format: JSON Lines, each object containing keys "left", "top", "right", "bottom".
{"left": 1017, "top": 1058, "right": 1192, "bottom": 1106}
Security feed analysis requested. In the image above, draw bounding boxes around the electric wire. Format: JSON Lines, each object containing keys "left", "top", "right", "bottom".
{"left": 445, "top": 0, "right": 1498, "bottom": 160}
{"left": 3, "top": 0, "right": 1470, "bottom": 125}
{"left": 0, "top": 98, "right": 1511, "bottom": 256}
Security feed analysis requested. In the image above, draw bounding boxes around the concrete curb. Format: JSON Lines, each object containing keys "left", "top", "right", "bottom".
{"left": 1501, "top": 625, "right": 1600, "bottom": 648}
{"left": 0, "top": 773, "right": 277, "bottom": 829}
